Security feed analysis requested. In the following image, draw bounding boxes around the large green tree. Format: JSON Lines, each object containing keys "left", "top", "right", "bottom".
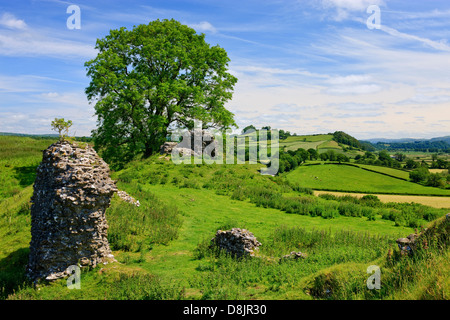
{"left": 85, "top": 19, "right": 237, "bottom": 165}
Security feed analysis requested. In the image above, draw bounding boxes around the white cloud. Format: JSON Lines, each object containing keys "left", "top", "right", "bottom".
{"left": 321, "top": 0, "right": 385, "bottom": 21}
{"left": 0, "top": 13, "right": 27, "bottom": 30}
{"left": 326, "top": 74, "right": 372, "bottom": 85}
{"left": 397, "top": 94, "right": 450, "bottom": 105}
{"left": 0, "top": 30, "right": 97, "bottom": 58}
{"left": 0, "top": 90, "right": 95, "bottom": 136}
{"left": 324, "top": 74, "right": 382, "bottom": 95}
{"left": 322, "top": 0, "right": 384, "bottom": 11}
{"left": 326, "top": 84, "right": 382, "bottom": 95}
{"left": 189, "top": 21, "right": 217, "bottom": 34}
{"left": 380, "top": 25, "right": 450, "bottom": 52}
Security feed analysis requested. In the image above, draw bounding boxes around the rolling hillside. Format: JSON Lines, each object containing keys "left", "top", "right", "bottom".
{"left": 0, "top": 135, "right": 448, "bottom": 301}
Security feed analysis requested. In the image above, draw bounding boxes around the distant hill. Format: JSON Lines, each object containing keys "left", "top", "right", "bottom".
{"left": 0, "top": 132, "right": 92, "bottom": 140}
{"left": 366, "top": 136, "right": 450, "bottom": 144}
{"left": 366, "top": 136, "right": 450, "bottom": 152}
{"left": 0, "top": 132, "right": 59, "bottom": 138}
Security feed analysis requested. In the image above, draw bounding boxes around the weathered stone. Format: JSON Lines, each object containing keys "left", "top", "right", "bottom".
{"left": 160, "top": 142, "right": 178, "bottom": 154}
{"left": 27, "top": 141, "right": 118, "bottom": 282}
{"left": 210, "top": 228, "right": 261, "bottom": 258}
{"left": 116, "top": 190, "right": 140, "bottom": 207}
{"left": 396, "top": 233, "right": 419, "bottom": 255}
{"left": 160, "top": 129, "right": 218, "bottom": 157}
{"left": 280, "top": 251, "right": 307, "bottom": 261}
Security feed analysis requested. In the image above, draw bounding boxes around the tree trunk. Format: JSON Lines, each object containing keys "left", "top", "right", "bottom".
{"left": 143, "top": 142, "right": 153, "bottom": 158}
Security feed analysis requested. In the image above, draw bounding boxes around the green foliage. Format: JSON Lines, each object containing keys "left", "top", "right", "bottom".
{"left": 332, "top": 131, "right": 363, "bottom": 149}
{"left": 409, "top": 167, "right": 448, "bottom": 189}
{"left": 50, "top": 118, "right": 72, "bottom": 141}
{"left": 85, "top": 19, "right": 238, "bottom": 167}
{"left": 1, "top": 136, "right": 448, "bottom": 301}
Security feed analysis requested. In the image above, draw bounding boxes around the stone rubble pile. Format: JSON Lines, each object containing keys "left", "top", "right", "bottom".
{"left": 27, "top": 141, "right": 118, "bottom": 282}
{"left": 160, "top": 129, "right": 218, "bottom": 157}
{"left": 210, "top": 228, "right": 261, "bottom": 258}
{"left": 160, "top": 141, "right": 178, "bottom": 155}
{"left": 280, "top": 251, "right": 308, "bottom": 261}
{"left": 396, "top": 233, "right": 419, "bottom": 255}
{"left": 117, "top": 190, "right": 140, "bottom": 207}
{"left": 396, "top": 212, "right": 449, "bottom": 256}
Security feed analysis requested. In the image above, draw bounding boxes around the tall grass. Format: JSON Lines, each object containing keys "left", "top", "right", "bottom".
{"left": 191, "top": 225, "right": 396, "bottom": 299}
{"left": 307, "top": 216, "right": 449, "bottom": 300}
{"left": 107, "top": 182, "right": 182, "bottom": 252}
{"left": 105, "top": 272, "right": 186, "bottom": 300}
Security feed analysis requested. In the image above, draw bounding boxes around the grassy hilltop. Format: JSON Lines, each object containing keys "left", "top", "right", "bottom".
{"left": 0, "top": 134, "right": 449, "bottom": 300}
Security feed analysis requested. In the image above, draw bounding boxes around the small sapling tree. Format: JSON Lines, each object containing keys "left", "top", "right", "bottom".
{"left": 51, "top": 118, "right": 73, "bottom": 141}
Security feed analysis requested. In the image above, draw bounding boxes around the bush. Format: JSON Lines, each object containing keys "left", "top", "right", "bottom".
{"left": 409, "top": 167, "right": 429, "bottom": 183}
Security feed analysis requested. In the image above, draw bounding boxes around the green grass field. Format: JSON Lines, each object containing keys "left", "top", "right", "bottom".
{"left": 286, "top": 163, "right": 450, "bottom": 196}
{"left": 353, "top": 163, "right": 410, "bottom": 180}
{"left": 279, "top": 134, "right": 332, "bottom": 151}
{"left": 0, "top": 136, "right": 57, "bottom": 202}
{"left": 0, "top": 136, "right": 449, "bottom": 300}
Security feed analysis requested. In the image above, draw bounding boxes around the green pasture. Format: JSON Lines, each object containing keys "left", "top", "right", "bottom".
{"left": 0, "top": 135, "right": 448, "bottom": 300}
{"left": 353, "top": 163, "right": 410, "bottom": 180}
{"left": 286, "top": 163, "right": 450, "bottom": 196}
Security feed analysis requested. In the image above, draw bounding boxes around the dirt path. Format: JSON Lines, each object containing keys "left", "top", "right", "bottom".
{"left": 313, "top": 190, "right": 450, "bottom": 209}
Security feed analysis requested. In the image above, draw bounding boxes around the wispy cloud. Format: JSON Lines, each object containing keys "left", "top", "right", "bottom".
{"left": 321, "top": 0, "right": 385, "bottom": 21}
{"left": 0, "top": 28, "right": 96, "bottom": 58}
{"left": 379, "top": 24, "right": 450, "bottom": 52}
{"left": 188, "top": 21, "right": 217, "bottom": 34}
{"left": 0, "top": 12, "right": 27, "bottom": 30}
{"left": 397, "top": 94, "right": 450, "bottom": 105}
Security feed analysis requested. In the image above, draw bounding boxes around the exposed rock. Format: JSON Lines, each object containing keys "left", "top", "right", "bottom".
{"left": 396, "top": 233, "right": 421, "bottom": 255}
{"left": 396, "top": 237, "right": 413, "bottom": 255}
{"left": 160, "top": 142, "right": 178, "bottom": 155}
{"left": 27, "top": 141, "right": 117, "bottom": 282}
{"left": 160, "top": 129, "right": 218, "bottom": 157}
{"left": 396, "top": 213, "right": 449, "bottom": 256}
{"left": 117, "top": 190, "right": 140, "bottom": 207}
{"left": 280, "top": 251, "right": 307, "bottom": 262}
{"left": 210, "top": 228, "right": 261, "bottom": 258}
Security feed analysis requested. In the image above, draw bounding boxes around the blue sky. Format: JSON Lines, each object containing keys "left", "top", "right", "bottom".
{"left": 0, "top": 0, "right": 449, "bottom": 139}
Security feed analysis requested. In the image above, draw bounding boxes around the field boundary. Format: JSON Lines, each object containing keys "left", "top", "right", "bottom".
{"left": 310, "top": 187, "right": 450, "bottom": 197}
{"left": 304, "top": 162, "right": 410, "bottom": 181}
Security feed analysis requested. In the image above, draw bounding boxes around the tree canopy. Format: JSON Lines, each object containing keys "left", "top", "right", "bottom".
{"left": 85, "top": 19, "right": 238, "bottom": 166}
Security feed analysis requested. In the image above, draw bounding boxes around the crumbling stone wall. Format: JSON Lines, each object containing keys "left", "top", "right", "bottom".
{"left": 27, "top": 141, "right": 118, "bottom": 281}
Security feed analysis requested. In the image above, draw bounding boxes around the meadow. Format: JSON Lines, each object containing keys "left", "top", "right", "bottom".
{"left": 285, "top": 163, "right": 450, "bottom": 196}
{"left": 0, "top": 135, "right": 448, "bottom": 300}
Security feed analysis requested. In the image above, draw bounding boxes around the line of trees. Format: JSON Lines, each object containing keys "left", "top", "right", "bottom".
{"left": 354, "top": 150, "right": 402, "bottom": 168}
{"left": 374, "top": 140, "right": 450, "bottom": 153}
{"left": 241, "top": 125, "right": 294, "bottom": 140}
{"left": 278, "top": 148, "right": 350, "bottom": 174}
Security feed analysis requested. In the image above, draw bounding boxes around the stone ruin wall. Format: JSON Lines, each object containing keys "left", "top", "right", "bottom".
{"left": 27, "top": 141, "right": 118, "bottom": 281}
